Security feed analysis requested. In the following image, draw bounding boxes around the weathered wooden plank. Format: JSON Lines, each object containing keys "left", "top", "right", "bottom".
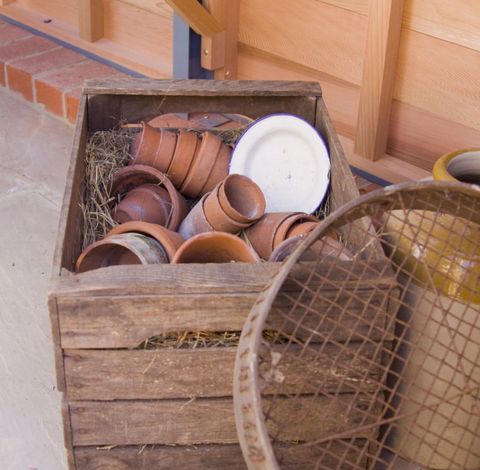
{"left": 354, "top": 0, "right": 404, "bottom": 161}
{"left": 74, "top": 444, "right": 246, "bottom": 470}
{"left": 62, "top": 399, "right": 76, "bottom": 470}
{"left": 83, "top": 78, "right": 322, "bottom": 96}
{"left": 58, "top": 287, "right": 392, "bottom": 348}
{"left": 64, "top": 342, "right": 379, "bottom": 400}
{"left": 52, "top": 260, "right": 395, "bottom": 297}
{"left": 47, "top": 296, "right": 66, "bottom": 392}
{"left": 69, "top": 395, "right": 380, "bottom": 446}
{"left": 50, "top": 94, "right": 87, "bottom": 275}
{"left": 74, "top": 440, "right": 369, "bottom": 469}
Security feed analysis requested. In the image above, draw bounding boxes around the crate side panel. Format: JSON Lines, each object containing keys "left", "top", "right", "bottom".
{"left": 70, "top": 395, "right": 379, "bottom": 446}
{"left": 64, "top": 342, "right": 379, "bottom": 400}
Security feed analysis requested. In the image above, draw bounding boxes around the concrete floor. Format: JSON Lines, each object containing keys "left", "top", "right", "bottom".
{"left": 0, "top": 88, "right": 70, "bottom": 470}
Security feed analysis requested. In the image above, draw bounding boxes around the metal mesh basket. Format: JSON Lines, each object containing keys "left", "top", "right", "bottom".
{"left": 233, "top": 181, "right": 480, "bottom": 470}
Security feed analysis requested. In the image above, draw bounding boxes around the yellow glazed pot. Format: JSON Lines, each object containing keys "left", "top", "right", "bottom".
{"left": 388, "top": 154, "right": 480, "bottom": 468}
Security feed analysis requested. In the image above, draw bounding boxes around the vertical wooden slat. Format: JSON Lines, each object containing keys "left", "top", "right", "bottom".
{"left": 79, "top": 0, "right": 104, "bottom": 42}
{"left": 354, "top": 0, "right": 404, "bottom": 161}
{"left": 203, "top": 0, "right": 240, "bottom": 79}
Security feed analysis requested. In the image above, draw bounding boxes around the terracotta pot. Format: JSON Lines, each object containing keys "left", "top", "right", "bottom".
{"left": 147, "top": 114, "right": 201, "bottom": 129}
{"left": 113, "top": 184, "right": 171, "bottom": 225}
{"left": 269, "top": 234, "right": 353, "bottom": 262}
{"left": 181, "top": 132, "right": 222, "bottom": 198}
{"left": 200, "top": 143, "right": 231, "bottom": 195}
{"left": 108, "top": 221, "right": 184, "bottom": 262}
{"left": 203, "top": 185, "right": 252, "bottom": 233}
{"left": 172, "top": 232, "right": 260, "bottom": 264}
{"left": 178, "top": 194, "right": 214, "bottom": 239}
{"left": 130, "top": 122, "right": 177, "bottom": 172}
{"left": 112, "top": 164, "right": 188, "bottom": 231}
{"left": 243, "top": 212, "right": 298, "bottom": 260}
{"left": 287, "top": 220, "right": 320, "bottom": 239}
{"left": 218, "top": 174, "right": 266, "bottom": 224}
{"left": 273, "top": 213, "right": 319, "bottom": 248}
{"left": 76, "top": 233, "right": 168, "bottom": 273}
{"left": 167, "top": 130, "right": 199, "bottom": 188}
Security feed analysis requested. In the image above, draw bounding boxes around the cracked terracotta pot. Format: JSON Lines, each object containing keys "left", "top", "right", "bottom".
{"left": 108, "top": 221, "right": 184, "bottom": 262}
{"left": 113, "top": 184, "right": 171, "bottom": 225}
{"left": 172, "top": 232, "right": 260, "bottom": 264}
{"left": 203, "top": 185, "right": 252, "bottom": 234}
{"left": 217, "top": 174, "right": 265, "bottom": 224}
{"left": 130, "top": 122, "right": 177, "bottom": 172}
{"left": 112, "top": 164, "right": 188, "bottom": 231}
{"left": 181, "top": 131, "right": 222, "bottom": 198}
{"left": 178, "top": 194, "right": 214, "bottom": 239}
{"left": 243, "top": 212, "right": 301, "bottom": 260}
{"left": 76, "top": 233, "right": 168, "bottom": 273}
{"left": 166, "top": 130, "right": 199, "bottom": 188}
{"left": 273, "top": 213, "right": 319, "bottom": 249}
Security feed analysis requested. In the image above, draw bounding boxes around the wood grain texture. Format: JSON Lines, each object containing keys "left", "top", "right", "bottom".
{"left": 69, "top": 395, "right": 379, "bottom": 446}
{"left": 354, "top": 0, "right": 404, "bottom": 161}
{"left": 64, "top": 342, "right": 379, "bottom": 400}
{"left": 48, "top": 296, "right": 66, "bottom": 392}
{"left": 79, "top": 0, "right": 103, "bottom": 42}
{"left": 203, "top": 0, "right": 240, "bottom": 79}
{"left": 74, "top": 444, "right": 246, "bottom": 470}
{"left": 238, "top": 0, "right": 366, "bottom": 85}
{"left": 395, "top": 28, "right": 480, "bottom": 131}
{"left": 51, "top": 94, "right": 87, "bottom": 275}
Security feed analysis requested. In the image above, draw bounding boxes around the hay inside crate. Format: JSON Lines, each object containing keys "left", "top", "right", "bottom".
{"left": 50, "top": 79, "right": 390, "bottom": 470}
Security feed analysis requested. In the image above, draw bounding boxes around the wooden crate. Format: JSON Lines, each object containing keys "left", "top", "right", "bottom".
{"left": 48, "top": 79, "right": 395, "bottom": 469}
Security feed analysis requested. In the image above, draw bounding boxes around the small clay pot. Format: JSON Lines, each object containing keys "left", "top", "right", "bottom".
{"left": 273, "top": 213, "right": 319, "bottom": 249}
{"left": 200, "top": 143, "right": 231, "bottom": 195}
{"left": 130, "top": 122, "right": 177, "bottom": 172}
{"left": 287, "top": 221, "right": 320, "bottom": 239}
{"left": 172, "top": 232, "right": 260, "bottom": 264}
{"left": 76, "top": 233, "right": 168, "bottom": 273}
{"left": 112, "top": 165, "right": 188, "bottom": 231}
{"left": 244, "top": 212, "right": 300, "bottom": 260}
{"left": 203, "top": 185, "right": 252, "bottom": 233}
{"left": 167, "top": 130, "right": 199, "bottom": 188}
{"left": 218, "top": 174, "right": 266, "bottom": 224}
{"left": 108, "top": 221, "right": 184, "bottom": 262}
{"left": 181, "top": 132, "right": 222, "bottom": 198}
{"left": 178, "top": 194, "right": 214, "bottom": 239}
{"left": 113, "top": 184, "right": 171, "bottom": 225}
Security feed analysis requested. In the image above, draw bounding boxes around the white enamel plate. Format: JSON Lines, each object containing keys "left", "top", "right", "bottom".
{"left": 230, "top": 114, "right": 330, "bottom": 213}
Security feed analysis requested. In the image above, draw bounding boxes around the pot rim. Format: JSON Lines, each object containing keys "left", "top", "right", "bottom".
{"left": 432, "top": 148, "right": 480, "bottom": 183}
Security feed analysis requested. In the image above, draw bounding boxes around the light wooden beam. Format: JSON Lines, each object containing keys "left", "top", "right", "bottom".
{"left": 203, "top": 0, "right": 239, "bottom": 79}
{"left": 354, "top": 0, "right": 404, "bottom": 161}
{"left": 79, "top": 0, "right": 104, "bottom": 42}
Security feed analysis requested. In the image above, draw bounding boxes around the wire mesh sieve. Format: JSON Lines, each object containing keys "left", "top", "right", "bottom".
{"left": 233, "top": 181, "right": 480, "bottom": 470}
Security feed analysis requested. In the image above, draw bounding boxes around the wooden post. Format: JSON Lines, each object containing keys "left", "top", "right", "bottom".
{"left": 354, "top": 0, "right": 404, "bottom": 161}
{"left": 203, "top": 0, "right": 239, "bottom": 79}
{"left": 79, "top": 0, "right": 104, "bottom": 42}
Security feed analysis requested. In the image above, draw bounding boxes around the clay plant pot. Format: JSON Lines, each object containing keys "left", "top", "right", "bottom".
{"left": 218, "top": 174, "right": 266, "bottom": 224}
{"left": 181, "top": 132, "right": 222, "bottom": 198}
{"left": 178, "top": 194, "right": 214, "bottom": 239}
{"left": 273, "top": 213, "right": 319, "bottom": 249}
{"left": 130, "top": 122, "right": 177, "bottom": 172}
{"left": 108, "top": 221, "right": 184, "bottom": 262}
{"left": 112, "top": 165, "right": 188, "bottom": 231}
{"left": 269, "top": 234, "right": 353, "bottom": 262}
{"left": 172, "top": 232, "right": 260, "bottom": 264}
{"left": 167, "top": 130, "right": 199, "bottom": 188}
{"left": 76, "top": 233, "right": 168, "bottom": 273}
{"left": 244, "top": 212, "right": 301, "bottom": 260}
{"left": 113, "top": 184, "right": 171, "bottom": 225}
{"left": 286, "top": 220, "right": 320, "bottom": 239}
{"left": 203, "top": 185, "right": 252, "bottom": 234}
{"left": 200, "top": 142, "right": 232, "bottom": 195}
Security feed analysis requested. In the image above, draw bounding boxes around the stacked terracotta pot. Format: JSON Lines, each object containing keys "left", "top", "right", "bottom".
{"left": 76, "top": 117, "right": 347, "bottom": 272}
